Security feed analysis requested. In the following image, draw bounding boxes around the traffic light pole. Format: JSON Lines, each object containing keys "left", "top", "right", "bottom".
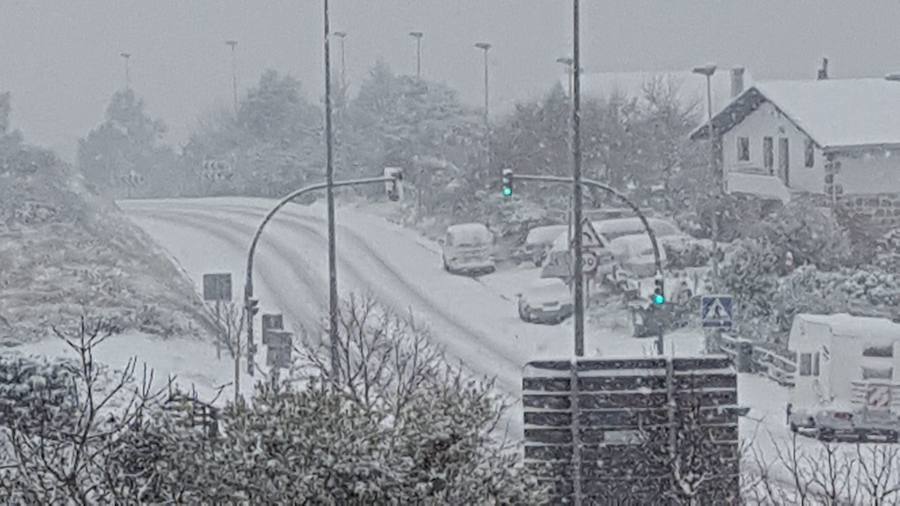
{"left": 243, "top": 175, "right": 401, "bottom": 390}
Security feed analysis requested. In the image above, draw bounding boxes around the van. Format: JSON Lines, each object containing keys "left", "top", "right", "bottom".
{"left": 441, "top": 223, "right": 496, "bottom": 275}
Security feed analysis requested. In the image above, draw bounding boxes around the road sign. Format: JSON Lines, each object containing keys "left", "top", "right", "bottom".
{"left": 202, "top": 273, "right": 232, "bottom": 302}
{"left": 582, "top": 251, "right": 598, "bottom": 274}
{"left": 572, "top": 218, "right": 604, "bottom": 250}
{"left": 701, "top": 295, "right": 733, "bottom": 328}
{"left": 866, "top": 384, "right": 891, "bottom": 409}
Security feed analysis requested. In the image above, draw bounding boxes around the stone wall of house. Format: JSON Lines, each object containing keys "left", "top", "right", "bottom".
{"left": 839, "top": 193, "right": 900, "bottom": 229}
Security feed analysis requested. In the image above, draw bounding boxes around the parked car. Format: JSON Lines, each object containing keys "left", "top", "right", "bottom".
{"left": 523, "top": 225, "right": 567, "bottom": 267}
{"left": 607, "top": 235, "right": 669, "bottom": 278}
{"left": 441, "top": 223, "right": 496, "bottom": 275}
{"left": 594, "top": 217, "right": 682, "bottom": 243}
{"left": 517, "top": 278, "right": 573, "bottom": 324}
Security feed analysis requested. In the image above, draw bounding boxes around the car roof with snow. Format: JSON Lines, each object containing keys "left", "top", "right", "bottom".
{"left": 608, "top": 234, "right": 665, "bottom": 253}
{"left": 446, "top": 223, "right": 492, "bottom": 242}
{"left": 526, "top": 225, "right": 567, "bottom": 245}
{"left": 529, "top": 277, "right": 568, "bottom": 289}
{"left": 794, "top": 313, "right": 900, "bottom": 342}
{"left": 594, "top": 217, "right": 680, "bottom": 239}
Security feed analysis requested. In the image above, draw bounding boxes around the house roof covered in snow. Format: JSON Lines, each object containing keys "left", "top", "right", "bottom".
{"left": 566, "top": 68, "right": 751, "bottom": 113}
{"left": 690, "top": 78, "right": 900, "bottom": 152}
{"left": 796, "top": 313, "right": 900, "bottom": 342}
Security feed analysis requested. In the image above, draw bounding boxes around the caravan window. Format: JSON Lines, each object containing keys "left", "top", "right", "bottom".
{"left": 812, "top": 352, "right": 820, "bottom": 376}
{"left": 863, "top": 344, "right": 893, "bottom": 358}
{"left": 799, "top": 353, "right": 812, "bottom": 376}
{"left": 862, "top": 367, "right": 893, "bottom": 380}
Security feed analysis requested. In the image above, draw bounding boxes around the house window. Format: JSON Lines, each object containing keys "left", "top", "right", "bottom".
{"left": 813, "top": 352, "right": 820, "bottom": 376}
{"left": 763, "top": 137, "right": 774, "bottom": 173}
{"left": 863, "top": 344, "right": 893, "bottom": 358}
{"left": 805, "top": 139, "right": 815, "bottom": 168}
{"left": 737, "top": 137, "right": 750, "bottom": 162}
{"left": 862, "top": 366, "right": 893, "bottom": 380}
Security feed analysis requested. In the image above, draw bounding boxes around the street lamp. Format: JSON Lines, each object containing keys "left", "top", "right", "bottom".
{"left": 225, "top": 40, "right": 239, "bottom": 115}
{"left": 332, "top": 31, "right": 347, "bottom": 90}
{"left": 409, "top": 31, "right": 423, "bottom": 78}
{"left": 692, "top": 63, "right": 720, "bottom": 290}
{"left": 323, "top": 0, "right": 340, "bottom": 385}
{"left": 556, "top": 57, "right": 574, "bottom": 97}
{"left": 119, "top": 52, "right": 131, "bottom": 90}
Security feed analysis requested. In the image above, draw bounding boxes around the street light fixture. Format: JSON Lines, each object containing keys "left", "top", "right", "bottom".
{"left": 409, "top": 31, "right": 423, "bottom": 78}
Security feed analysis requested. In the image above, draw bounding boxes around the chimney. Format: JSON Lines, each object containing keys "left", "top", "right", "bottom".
{"left": 817, "top": 57, "right": 829, "bottom": 80}
{"left": 730, "top": 67, "right": 745, "bottom": 98}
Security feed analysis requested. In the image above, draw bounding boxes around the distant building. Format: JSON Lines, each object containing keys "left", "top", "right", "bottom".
{"left": 691, "top": 68, "right": 900, "bottom": 228}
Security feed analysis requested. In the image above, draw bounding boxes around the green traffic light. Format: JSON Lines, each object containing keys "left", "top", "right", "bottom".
{"left": 502, "top": 187, "right": 512, "bottom": 197}
{"left": 653, "top": 294, "right": 665, "bottom": 305}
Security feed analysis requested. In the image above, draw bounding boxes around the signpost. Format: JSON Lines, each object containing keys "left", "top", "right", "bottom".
{"left": 523, "top": 356, "right": 741, "bottom": 504}
{"left": 701, "top": 295, "right": 734, "bottom": 328}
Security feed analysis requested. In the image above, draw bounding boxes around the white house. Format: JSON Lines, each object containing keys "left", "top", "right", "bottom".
{"left": 691, "top": 73, "right": 900, "bottom": 226}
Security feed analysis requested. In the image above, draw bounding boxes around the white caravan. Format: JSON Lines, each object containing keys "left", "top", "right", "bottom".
{"left": 786, "top": 313, "right": 900, "bottom": 441}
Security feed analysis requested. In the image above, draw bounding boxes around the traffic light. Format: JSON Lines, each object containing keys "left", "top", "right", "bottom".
{"left": 384, "top": 167, "right": 403, "bottom": 202}
{"left": 246, "top": 297, "right": 260, "bottom": 316}
{"left": 501, "top": 169, "right": 513, "bottom": 197}
{"left": 653, "top": 278, "right": 665, "bottom": 305}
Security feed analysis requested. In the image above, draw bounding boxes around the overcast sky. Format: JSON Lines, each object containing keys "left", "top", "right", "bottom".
{"left": 2, "top": 0, "right": 900, "bottom": 161}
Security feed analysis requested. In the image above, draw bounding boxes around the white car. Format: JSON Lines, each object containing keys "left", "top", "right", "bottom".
{"left": 607, "top": 235, "right": 669, "bottom": 278}
{"left": 441, "top": 223, "right": 496, "bottom": 275}
{"left": 517, "top": 278, "right": 573, "bottom": 324}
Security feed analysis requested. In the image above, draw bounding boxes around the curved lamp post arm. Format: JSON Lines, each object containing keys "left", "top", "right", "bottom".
{"left": 244, "top": 175, "right": 397, "bottom": 300}
{"left": 242, "top": 175, "right": 398, "bottom": 381}
{"left": 513, "top": 174, "right": 664, "bottom": 279}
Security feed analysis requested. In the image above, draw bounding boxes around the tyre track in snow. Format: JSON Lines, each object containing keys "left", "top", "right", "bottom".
{"left": 125, "top": 204, "right": 522, "bottom": 401}
{"left": 128, "top": 213, "right": 324, "bottom": 330}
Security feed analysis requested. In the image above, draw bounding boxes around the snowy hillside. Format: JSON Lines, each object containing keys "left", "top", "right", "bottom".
{"left": 0, "top": 147, "right": 215, "bottom": 344}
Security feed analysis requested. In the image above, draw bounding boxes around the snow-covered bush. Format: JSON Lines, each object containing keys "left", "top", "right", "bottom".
{"left": 2, "top": 304, "right": 545, "bottom": 504}
{"left": 747, "top": 199, "right": 853, "bottom": 271}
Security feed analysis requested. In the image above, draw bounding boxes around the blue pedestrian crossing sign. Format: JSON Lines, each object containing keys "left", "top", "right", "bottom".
{"left": 701, "top": 295, "right": 734, "bottom": 328}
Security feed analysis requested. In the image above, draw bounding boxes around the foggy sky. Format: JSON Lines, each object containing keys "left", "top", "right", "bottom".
{"left": 2, "top": 0, "right": 900, "bottom": 161}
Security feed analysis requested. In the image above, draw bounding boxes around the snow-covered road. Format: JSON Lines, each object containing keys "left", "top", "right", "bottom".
{"left": 118, "top": 197, "right": 709, "bottom": 437}
{"left": 116, "top": 197, "right": 888, "bottom": 480}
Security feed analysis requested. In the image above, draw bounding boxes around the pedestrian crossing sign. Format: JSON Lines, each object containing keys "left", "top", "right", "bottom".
{"left": 701, "top": 295, "right": 733, "bottom": 328}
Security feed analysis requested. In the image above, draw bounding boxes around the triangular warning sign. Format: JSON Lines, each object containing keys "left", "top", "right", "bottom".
{"left": 573, "top": 218, "right": 604, "bottom": 248}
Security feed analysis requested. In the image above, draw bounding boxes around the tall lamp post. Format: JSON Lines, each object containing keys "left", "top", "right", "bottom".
{"left": 409, "top": 31, "right": 423, "bottom": 78}
{"left": 323, "top": 0, "right": 340, "bottom": 385}
{"left": 692, "top": 64, "right": 720, "bottom": 289}
{"left": 225, "top": 40, "right": 239, "bottom": 114}
{"left": 332, "top": 31, "right": 347, "bottom": 90}
{"left": 120, "top": 52, "right": 131, "bottom": 90}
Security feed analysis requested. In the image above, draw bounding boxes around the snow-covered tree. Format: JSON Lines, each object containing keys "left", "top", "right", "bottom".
{"left": 77, "top": 89, "right": 177, "bottom": 198}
